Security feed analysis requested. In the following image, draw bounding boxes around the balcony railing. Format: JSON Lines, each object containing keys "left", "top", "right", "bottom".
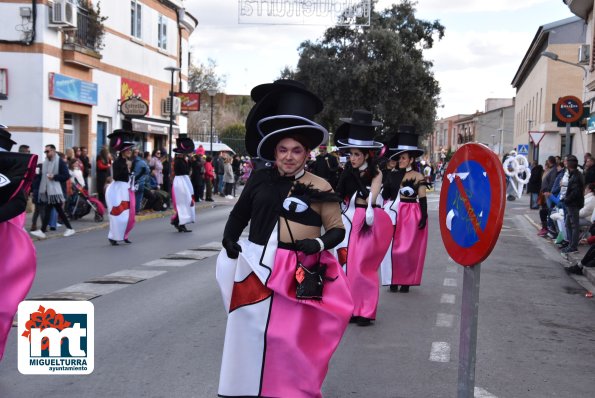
{"left": 64, "top": 11, "right": 104, "bottom": 54}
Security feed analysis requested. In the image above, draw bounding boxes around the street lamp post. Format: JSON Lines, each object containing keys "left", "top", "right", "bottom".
{"left": 207, "top": 89, "right": 217, "bottom": 155}
{"left": 541, "top": 51, "right": 588, "bottom": 156}
{"left": 164, "top": 66, "right": 181, "bottom": 162}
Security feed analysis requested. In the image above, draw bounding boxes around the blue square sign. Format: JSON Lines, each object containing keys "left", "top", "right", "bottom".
{"left": 517, "top": 144, "right": 529, "bottom": 155}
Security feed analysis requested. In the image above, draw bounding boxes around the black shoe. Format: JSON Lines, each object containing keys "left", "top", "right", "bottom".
{"left": 109, "top": 239, "right": 119, "bottom": 246}
{"left": 177, "top": 225, "right": 192, "bottom": 233}
{"left": 49, "top": 227, "right": 56, "bottom": 231}
{"left": 564, "top": 264, "right": 583, "bottom": 275}
{"left": 349, "top": 316, "right": 360, "bottom": 324}
{"left": 559, "top": 241, "right": 569, "bottom": 248}
{"left": 124, "top": 239, "right": 132, "bottom": 244}
{"left": 206, "top": 198, "right": 214, "bottom": 202}
{"left": 389, "top": 284, "right": 399, "bottom": 292}
{"left": 357, "top": 317, "right": 372, "bottom": 327}
{"left": 400, "top": 285, "right": 410, "bottom": 293}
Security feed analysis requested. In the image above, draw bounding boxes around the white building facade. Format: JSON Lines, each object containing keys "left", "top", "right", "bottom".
{"left": 0, "top": 0, "right": 197, "bottom": 191}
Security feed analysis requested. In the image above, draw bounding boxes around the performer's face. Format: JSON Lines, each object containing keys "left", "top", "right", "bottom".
{"left": 388, "top": 159, "right": 397, "bottom": 169}
{"left": 398, "top": 153, "right": 413, "bottom": 169}
{"left": 349, "top": 149, "right": 366, "bottom": 169}
{"left": 275, "top": 137, "right": 308, "bottom": 176}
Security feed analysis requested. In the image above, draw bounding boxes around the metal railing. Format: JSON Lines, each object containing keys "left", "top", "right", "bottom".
{"left": 64, "top": 11, "right": 103, "bottom": 53}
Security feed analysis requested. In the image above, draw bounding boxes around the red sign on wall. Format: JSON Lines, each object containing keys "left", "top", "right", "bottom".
{"left": 121, "top": 78, "right": 150, "bottom": 107}
{"left": 175, "top": 92, "right": 201, "bottom": 112}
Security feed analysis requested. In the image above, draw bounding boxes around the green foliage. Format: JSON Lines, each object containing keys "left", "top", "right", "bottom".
{"left": 188, "top": 59, "right": 227, "bottom": 93}
{"left": 220, "top": 123, "right": 246, "bottom": 155}
{"left": 290, "top": 0, "right": 444, "bottom": 141}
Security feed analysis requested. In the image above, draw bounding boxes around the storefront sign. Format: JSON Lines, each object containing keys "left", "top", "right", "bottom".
{"left": 175, "top": 92, "right": 200, "bottom": 112}
{"left": 120, "top": 96, "right": 149, "bottom": 117}
{"left": 131, "top": 118, "right": 179, "bottom": 136}
{"left": 121, "top": 78, "right": 150, "bottom": 107}
{"left": 49, "top": 73, "right": 98, "bottom": 106}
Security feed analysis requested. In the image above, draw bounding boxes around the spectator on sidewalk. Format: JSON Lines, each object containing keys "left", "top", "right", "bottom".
{"left": 149, "top": 149, "right": 164, "bottom": 190}
{"left": 579, "top": 183, "right": 595, "bottom": 226}
{"left": 190, "top": 153, "right": 205, "bottom": 201}
{"left": 538, "top": 156, "right": 558, "bottom": 236}
{"left": 96, "top": 146, "right": 112, "bottom": 206}
{"left": 223, "top": 154, "right": 235, "bottom": 199}
{"left": 78, "top": 146, "right": 91, "bottom": 188}
{"left": 565, "top": 223, "right": 595, "bottom": 275}
{"left": 30, "top": 144, "right": 75, "bottom": 239}
{"left": 204, "top": 155, "right": 215, "bottom": 202}
{"left": 527, "top": 160, "right": 543, "bottom": 210}
{"left": 560, "top": 155, "right": 584, "bottom": 255}
{"left": 215, "top": 153, "right": 225, "bottom": 196}
{"left": 584, "top": 156, "right": 595, "bottom": 185}
{"left": 132, "top": 148, "right": 150, "bottom": 214}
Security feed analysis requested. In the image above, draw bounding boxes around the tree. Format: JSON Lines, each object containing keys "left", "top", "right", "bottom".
{"left": 290, "top": 0, "right": 444, "bottom": 140}
{"left": 220, "top": 123, "right": 246, "bottom": 155}
{"left": 188, "top": 58, "right": 226, "bottom": 93}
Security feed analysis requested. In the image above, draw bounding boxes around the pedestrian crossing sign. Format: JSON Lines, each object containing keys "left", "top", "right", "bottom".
{"left": 517, "top": 144, "right": 529, "bottom": 155}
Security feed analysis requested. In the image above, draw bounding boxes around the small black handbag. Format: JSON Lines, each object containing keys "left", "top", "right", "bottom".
{"left": 284, "top": 217, "right": 336, "bottom": 301}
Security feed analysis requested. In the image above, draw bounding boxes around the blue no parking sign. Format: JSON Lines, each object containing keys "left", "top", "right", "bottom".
{"left": 439, "top": 143, "right": 506, "bottom": 266}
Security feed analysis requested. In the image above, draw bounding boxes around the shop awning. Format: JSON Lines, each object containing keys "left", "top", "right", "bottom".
{"left": 131, "top": 117, "right": 180, "bottom": 136}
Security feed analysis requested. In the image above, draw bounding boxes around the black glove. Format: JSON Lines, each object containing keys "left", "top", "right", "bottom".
{"left": 418, "top": 196, "right": 428, "bottom": 230}
{"left": 295, "top": 238, "right": 322, "bottom": 254}
{"left": 222, "top": 238, "right": 242, "bottom": 259}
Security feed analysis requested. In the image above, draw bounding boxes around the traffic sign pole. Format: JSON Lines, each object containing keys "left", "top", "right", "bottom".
{"left": 565, "top": 122, "right": 571, "bottom": 156}
{"left": 457, "top": 263, "right": 481, "bottom": 398}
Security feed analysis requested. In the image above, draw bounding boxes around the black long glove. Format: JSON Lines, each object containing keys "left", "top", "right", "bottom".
{"left": 295, "top": 228, "right": 346, "bottom": 254}
{"left": 418, "top": 196, "right": 428, "bottom": 230}
{"left": 295, "top": 239, "right": 321, "bottom": 254}
{"left": 222, "top": 238, "right": 242, "bottom": 259}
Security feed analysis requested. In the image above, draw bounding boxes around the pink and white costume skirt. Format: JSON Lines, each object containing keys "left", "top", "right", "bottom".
{"left": 0, "top": 213, "right": 36, "bottom": 360}
{"left": 343, "top": 204, "right": 392, "bottom": 319}
{"left": 390, "top": 200, "right": 428, "bottom": 286}
{"left": 216, "top": 230, "right": 353, "bottom": 398}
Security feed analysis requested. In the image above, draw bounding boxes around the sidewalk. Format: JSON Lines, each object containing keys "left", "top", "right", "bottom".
{"left": 24, "top": 194, "right": 237, "bottom": 242}
{"left": 518, "top": 195, "right": 595, "bottom": 287}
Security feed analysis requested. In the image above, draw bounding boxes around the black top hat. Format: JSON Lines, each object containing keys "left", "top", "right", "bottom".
{"left": 245, "top": 80, "right": 326, "bottom": 159}
{"left": 0, "top": 152, "right": 38, "bottom": 207}
{"left": 389, "top": 124, "right": 424, "bottom": 159}
{"left": 0, "top": 127, "right": 17, "bottom": 151}
{"left": 108, "top": 129, "right": 136, "bottom": 152}
{"left": 174, "top": 134, "right": 195, "bottom": 154}
{"left": 334, "top": 110, "right": 383, "bottom": 149}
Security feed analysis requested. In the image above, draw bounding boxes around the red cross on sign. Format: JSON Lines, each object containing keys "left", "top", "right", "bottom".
{"left": 555, "top": 96, "right": 583, "bottom": 124}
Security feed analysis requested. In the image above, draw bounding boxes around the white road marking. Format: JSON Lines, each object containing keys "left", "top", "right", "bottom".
{"left": 475, "top": 386, "right": 498, "bottom": 398}
{"left": 164, "top": 250, "right": 214, "bottom": 260}
{"left": 142, "top": 259, "right": 197, "bottom": 267}
{"left": 197, "top": 241, "right": 224, "bottom": 250}
{"left": 443, "top": 278, "right": 457, "bottom": 287}
{"left": 429, "top": 342, "right": 451, "bottom": 362}
{"left": 436, "top": 313, "right": 454, "bottom": 327}
{"left": 57, "top": 282, "right": 128, "bottom": 296}
{"left": 440, "top": 293, "right": 455, "bottom": 304}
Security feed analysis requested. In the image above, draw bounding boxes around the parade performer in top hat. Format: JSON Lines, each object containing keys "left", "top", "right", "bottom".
{"left": 379, "top": 130, "right": 406, "bottom": 291}
{"left": 334, "top": 110, "right": 393, "bottom": 326}
{"left": 216, "top": 80, "right": 353, "bottom": 398}
{"left": 105, "top": 130, "right": 136, "bottom": 246}
{"left": 170, "top": 134, "right": 195, "bottom": 233}
{"left": 382, "top": 125, "right": 429, "bottom": 292}
{"left": 0, "top": 126, "right": 37, "bottom": 360}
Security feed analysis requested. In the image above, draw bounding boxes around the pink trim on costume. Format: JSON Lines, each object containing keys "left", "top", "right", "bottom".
{"left": 260, "top": 249, "right": 353, "bottom": 398}
{"left": 345, "top": 207, "right": 392, "bottom": 319}
{"left": 124, "top": 189, "right": 135, "bottom": 240}
{"left": 391, "top": 202, "right": 428, "bottom": 285}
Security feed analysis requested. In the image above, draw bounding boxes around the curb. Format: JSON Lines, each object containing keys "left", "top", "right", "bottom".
{"left": 27, "top": 198, "right": 233, "bottom": 242}
{"left": 522, "top": 212, "right": 595, "bottom": 287}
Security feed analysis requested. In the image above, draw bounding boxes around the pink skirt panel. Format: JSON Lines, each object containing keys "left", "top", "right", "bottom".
{"left": 261, "top": 249, "right": 353, "bottom": 398}
{"left": 346, "top": 207, "right": 393, "bottom": 319}
{"left": 124, "top": 188, "right": 135, "bottom": 240}
{"left": 391, "top": 202, "right": 428, "bottom": 286}
{"left": 0, "top": 213, "right": 36, "bottom": 360}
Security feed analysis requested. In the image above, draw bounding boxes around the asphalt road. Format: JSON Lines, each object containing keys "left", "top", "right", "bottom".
{"left": 0, "top": 189, "right": 594, "bottom": 397}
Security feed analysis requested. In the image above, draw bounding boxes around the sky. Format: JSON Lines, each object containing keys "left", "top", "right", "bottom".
{"left": 185, "top": 0, "right": 574, "bottom": 118}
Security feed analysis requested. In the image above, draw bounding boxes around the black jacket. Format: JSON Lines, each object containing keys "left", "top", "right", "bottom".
{"left": 563, "top": 169, "right": 585, "bottom": 208}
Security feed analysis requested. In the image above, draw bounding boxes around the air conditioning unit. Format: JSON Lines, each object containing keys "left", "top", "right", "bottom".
{"left": 51, "top": 0, "right": 77, "bottom": 28}
{"left": 579, "top": 44, "right": 590, "bottom": 65}
{"left": 162, "top": 97, "right": 181, "bottom": 116}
